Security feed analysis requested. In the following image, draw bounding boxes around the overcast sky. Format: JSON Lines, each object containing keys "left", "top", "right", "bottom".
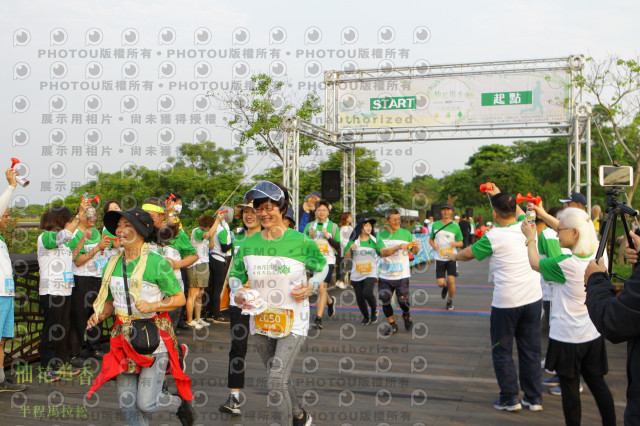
{"left": 2, "top": 0, "right": 639, "bottom": 205}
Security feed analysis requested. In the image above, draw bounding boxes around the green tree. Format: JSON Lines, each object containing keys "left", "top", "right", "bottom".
{"left": 573, "top": 56, "right": 640, "bottom": 203}
{"left": 220, "top": 74, "right": 323, "bottom": 162}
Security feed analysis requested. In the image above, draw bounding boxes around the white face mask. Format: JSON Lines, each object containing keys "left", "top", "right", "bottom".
{"left": 174, "top": 204, "right": 182, "bottom": 214}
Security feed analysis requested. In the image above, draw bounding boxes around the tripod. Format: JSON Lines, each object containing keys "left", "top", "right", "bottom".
{"left": 596, "top": 188, "right": 638, "bottom": 277}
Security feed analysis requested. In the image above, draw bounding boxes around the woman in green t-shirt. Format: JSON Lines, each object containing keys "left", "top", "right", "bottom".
{"left": 86, "top": 207, "right": 195, "bottom": 426}
{"left": 344, "top": 218, "right": 392, "bottom": 325}
{"left": 229, "top": 181, "right": 327, "bottom": 426}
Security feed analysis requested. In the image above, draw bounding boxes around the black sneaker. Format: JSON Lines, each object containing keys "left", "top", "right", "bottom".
{"left": 219, "top": 394, "right": 242, "bottom": 415}
{"left": 213, "top": 314, "right": 230, "bottom": 324}
{"left": 493, "top": 397, "right": 522, "bottom": 412}
{"left": 383, "top": 322, "right": 398, "bottom": 336}
{"left": 176, "top": 397, "right": 196, "bottom": 425}
{"left": 293, "top": 408, "right": 313, "bottom": 426}
{"left": 361, "top": 317, "right": 370, "bottom": 326}
{"left": 441, "top": 284, "right": 448, "bottom": 299}
{"left": 327, "top": 296, "right": 336, "bottom": 318}
{"left": 70, "top": 356, "right": 86, "bottom": 369}
{"left": 370, "top": 310, "right": 378, "bottom": 324}
{"left": 446, "top": 300, "right": 454, "bottom": 310}
{"left": 313, "top": 316, "right": 323, "bottom": 330}
{"left": 179, "top": 343, "right": 189, "bottom": 372}
{"left": 402, "top": 313, "right": 413, "bottom": 331}
{"left": 0, "top": 380, "right": 27, "bottom": 392}
{"left": 89, "top": 350, "right": 105, "bottom": 360}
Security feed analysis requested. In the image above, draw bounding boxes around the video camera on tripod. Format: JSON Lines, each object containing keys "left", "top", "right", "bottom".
{"left": 596, "top": 165, "right": 638, "bottom": 277}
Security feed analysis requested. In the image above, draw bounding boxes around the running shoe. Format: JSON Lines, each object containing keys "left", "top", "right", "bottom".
{"left": 219, "top": 394, "right": 242, "bottom": 415}
{"left": 402, "top": 313, "right": 413, "bottom": 331}
{"left": 336, "top": 280, "right": 346, "bottom": 289}
{"left": 188, "top": 320, "right": 203, "bottom": 331}
{"left": 493, "top": 397, "right": 522, "bottom": 412}
{"left": 441, "top": 284, "right": 448, "bottom": 299}
{"left": 521, "top": 397, "right": 543, "bottom": 411}
{"left": 446, "top": 300, "right": 454, "bottom": 310}
{"left": 383, "top": 322, "right": 398, "bottom": 336}
{"left": 313, "top": 316, "right": 323, "bottom": 330}
{"left": 176, "top": 397, "right": 196, "bottom": 425}
{"left": 327, "top": 296, "right": 336, "bottom": 318}
{"left": 213, "top": 314, "right": 230, "bottom": 324}
{"left": 361, "top": 317, "right": 370, "bottom": 326}
{"left": 0, "top": 380, "right": 27, "bottom": 392}
{"left": 293, "top": 408, "right": 313, "bottom": 426}
{"left": 370, "top": 310, "right": 378, "bottom": 324}
{"left": 542, "top": 376, "right": 559, "bottom": 387}
{"left": 549, "top": 383, "right": 583, "bottom": 396}
{"left": 197, "top": 318, "right": 211, "bottom": 327}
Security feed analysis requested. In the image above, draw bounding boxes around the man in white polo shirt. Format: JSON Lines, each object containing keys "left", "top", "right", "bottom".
{"left": 447, "top": 186, "right": 543, "bottom": 412}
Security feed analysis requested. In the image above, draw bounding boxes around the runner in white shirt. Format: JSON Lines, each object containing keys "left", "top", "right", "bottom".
{"left": 67, "top": 203, "right": 110, "bottom": 363}
{"left": 447, "top": 186, "right": 543, "bottom": 412}
{"left": 522, "top": 207, "right": 616, "bottom": 425}
{"left": 37, "top": 199, "right": 89, "bottom": 381}
{"left": 337, "top": 212, "right": 354, "bottom": 289}
{"left": 344, "top": 218, "right": 393, "bottom": 325}
{"left": 0, "top": 168, "right": 26, "bottom": 392}
{"left": 229, "top": 181, "right": 327, "bottom": 426}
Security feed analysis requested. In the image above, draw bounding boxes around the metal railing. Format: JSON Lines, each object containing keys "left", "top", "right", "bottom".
{"left": 6, "top": 254, "right": 112, "bottom": 367}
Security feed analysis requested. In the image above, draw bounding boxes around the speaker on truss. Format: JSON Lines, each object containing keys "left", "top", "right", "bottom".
{"left": 321, "top": 170, "right": 341, "bottom": 202}
{"left": 431, "top": 204, "right": 442, "bottom": 221}
{"left": 466, "top": 208, "right": 473, "bottom": 219}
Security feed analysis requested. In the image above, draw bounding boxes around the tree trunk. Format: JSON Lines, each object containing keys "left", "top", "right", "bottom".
{"left": 626, "top": 157, "right": 640, "bottom": 207}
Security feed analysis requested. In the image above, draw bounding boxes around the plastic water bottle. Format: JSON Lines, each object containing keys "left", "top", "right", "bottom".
{"left": 526, "top": 203, "right": 536, "bottom": 224}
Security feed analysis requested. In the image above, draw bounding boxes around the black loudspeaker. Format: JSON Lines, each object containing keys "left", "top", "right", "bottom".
{"left": 466, "top": 208, "right": 473, "bottom": 219}
{"left": 431, "top": 204, "right": 442, "bottom": 221}
{"left": 321, "top": 170, "right": 341, "bottom": 202}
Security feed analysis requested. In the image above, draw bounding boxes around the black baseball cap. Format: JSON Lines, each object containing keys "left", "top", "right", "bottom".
{"left": 559, "top": 192, "right": 587, "bottom": 206}
{"left": 104, "top": 207, "right": 155, "bottom": 241}
{"left": 441, "top": 203, "right": 454, "bottom": 210}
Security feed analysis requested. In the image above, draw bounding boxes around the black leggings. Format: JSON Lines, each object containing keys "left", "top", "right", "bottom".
{"left": 227, "top": 306, "right": 250, "bottom": 389}
{"left": 206, "top": 256, "right": 228, "bottom": 317}
{"left": 352, "top": 278, "right": 377, "bottom": 319}
{"left": 559, "top": 372, "right": 616, "bottom": 425}
{"left": 71, "top": 275, "right": 102, "bottom": 356}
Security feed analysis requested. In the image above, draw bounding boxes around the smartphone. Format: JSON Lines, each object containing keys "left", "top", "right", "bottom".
{"left": 599, "top": 165, "right": 633, "bottom": 187}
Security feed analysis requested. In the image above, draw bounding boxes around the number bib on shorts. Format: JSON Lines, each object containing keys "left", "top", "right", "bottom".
{"left": 254, "top": 307, "right": 294, "bottom": 338}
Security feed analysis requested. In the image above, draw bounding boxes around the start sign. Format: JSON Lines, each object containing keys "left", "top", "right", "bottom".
{"left": 370, "top": 96, "right": 417, "bottom": 111}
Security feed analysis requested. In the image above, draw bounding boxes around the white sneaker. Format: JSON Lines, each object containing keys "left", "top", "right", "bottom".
{"left": 188, "top": 320, "right": 203, "bottom": 330}
{"left": 336, "top": 280, "right": 347, "bottom": 289}
{"left": 198, "top": 318, "right": 211, "bottom": 327}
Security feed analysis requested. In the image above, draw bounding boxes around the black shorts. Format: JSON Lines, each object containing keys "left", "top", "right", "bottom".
{"left": 322, "top": 264, "right": 335, "bottom": 284}
{"left": 435, "top": 260, "right": 458, "bottom": 279}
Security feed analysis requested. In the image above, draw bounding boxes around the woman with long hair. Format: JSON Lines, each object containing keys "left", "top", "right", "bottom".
{"left": 522, "top": 207, "right": 615, "bottom": 424}
{"left": 86, "top": 207, "right": 195, "bottom": 426}
{"left": 37, "top": 200, "right": 88, "bottom": 381}
{"left": 229, "top": 181, "right": 327, "bottom": 426}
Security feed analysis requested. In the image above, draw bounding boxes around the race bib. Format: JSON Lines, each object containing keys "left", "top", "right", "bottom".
{"left": 440, "top": 247, "right": 454, "bottom": 257}
{"left": 316, "top": 242, "right": 329, "bottom": 255}
{"left": 254, "top": 308, "right": 293, "bottom": 338}
{"left": 4, "top": 276, "right": 15, "bottom": 295}
{"left": 356, "top": 262, "right": 372, "bottom": 274}
{"left": 384, "top": 263, "right": 403, "bottom": 274}
{"left": 94, "top": 256, "right": 108, "bottom": 273}
{"left": 63, "top": 272, "right": 75, "bottom": 288}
